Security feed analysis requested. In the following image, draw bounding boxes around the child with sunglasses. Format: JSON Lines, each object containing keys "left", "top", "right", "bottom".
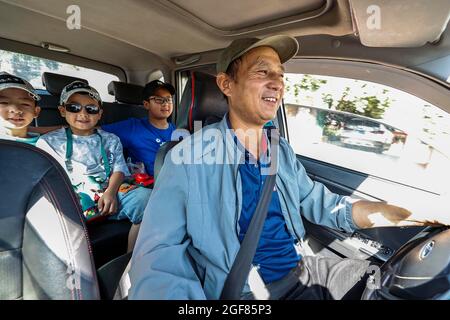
{"left": 0, "top": 72, "right": 41, "bottom": 145}
{"left": 37, "top": 81, "right": 151, "bottom": 251}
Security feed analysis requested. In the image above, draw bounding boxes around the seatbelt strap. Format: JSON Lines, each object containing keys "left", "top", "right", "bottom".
{"left": 220, "top": 127, "right": 279, "bottom": 300}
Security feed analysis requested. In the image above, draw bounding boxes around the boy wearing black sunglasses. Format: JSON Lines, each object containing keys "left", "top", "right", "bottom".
{"left": 37, "top": 81, "right": 151, "bottom": 251}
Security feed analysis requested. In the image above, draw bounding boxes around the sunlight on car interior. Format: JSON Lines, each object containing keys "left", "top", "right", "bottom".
{"left": 0, "top": 0, "right": 449, "bottom": 302}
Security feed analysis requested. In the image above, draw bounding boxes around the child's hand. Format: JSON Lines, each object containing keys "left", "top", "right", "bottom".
{"left": 98, "top": 190, "right": 118, "bottom": 216}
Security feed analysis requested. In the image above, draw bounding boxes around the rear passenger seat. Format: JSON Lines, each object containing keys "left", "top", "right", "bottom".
{"left": 37, "top": 73, "right": 148, "bottom": 126}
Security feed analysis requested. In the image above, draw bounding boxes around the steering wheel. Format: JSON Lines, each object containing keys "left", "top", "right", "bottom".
{"left": 362, "top": 226, "right": 450, "bottom": 300}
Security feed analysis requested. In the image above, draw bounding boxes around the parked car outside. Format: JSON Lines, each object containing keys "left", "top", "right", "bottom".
{"left": 339, "top": 118, "right": 395, "bottom": 153}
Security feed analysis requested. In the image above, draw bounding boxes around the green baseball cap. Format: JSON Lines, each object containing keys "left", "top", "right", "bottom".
{"left": 216, "top": 35, "right": 299, "bottom": 74}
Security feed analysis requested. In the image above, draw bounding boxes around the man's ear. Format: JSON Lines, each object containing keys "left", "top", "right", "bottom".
{"left": 216, "top": 72, "right": 232, "bottom": 98}
{"left": 34, "top": 106, "right": 41, "bottom": 118}
{"left": 58, "top": 105, "right": 66, "bottom": 117}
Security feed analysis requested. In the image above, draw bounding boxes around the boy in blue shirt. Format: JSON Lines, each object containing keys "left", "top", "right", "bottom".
{"left": 101, "top": 80, "right": 176, "bottom": 177}
{"left": 0, "top": 72, "right": 41, "bottom": 145}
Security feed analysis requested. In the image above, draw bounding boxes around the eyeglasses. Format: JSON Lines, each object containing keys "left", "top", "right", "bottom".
{"left": 149, "top": 96, "right": 173, "bottom": 105}
{"left": 64, "top": 103, "right": 101, "bottom": 114}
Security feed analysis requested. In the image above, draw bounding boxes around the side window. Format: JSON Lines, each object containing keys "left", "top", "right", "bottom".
{"left": 0, "top": 49, "right": 120, "bottom": 102}
{"left": 284, "top": 73, "right": 450, "bottom": 194}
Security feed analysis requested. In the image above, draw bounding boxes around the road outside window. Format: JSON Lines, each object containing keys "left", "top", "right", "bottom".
{"left": 284, "top": 73, "right": 450, "bottom": 195}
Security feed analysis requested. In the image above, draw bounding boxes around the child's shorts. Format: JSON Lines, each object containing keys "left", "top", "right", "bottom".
{"left": 108, "top": 187, "right": 152, "bottom": 224}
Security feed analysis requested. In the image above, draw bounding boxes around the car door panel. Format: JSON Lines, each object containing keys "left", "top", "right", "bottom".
{"left": 298, "top": 154, "right": 428, "bottom": 263}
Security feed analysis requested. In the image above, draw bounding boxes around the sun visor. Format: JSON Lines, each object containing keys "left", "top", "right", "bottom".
{"left": 349, "top": 0, "right": 450, "bottom": 47}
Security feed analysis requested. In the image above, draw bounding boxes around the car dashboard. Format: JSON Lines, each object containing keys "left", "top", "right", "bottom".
{"left": 305, "top": 220, "right": 427, "bottom": 263}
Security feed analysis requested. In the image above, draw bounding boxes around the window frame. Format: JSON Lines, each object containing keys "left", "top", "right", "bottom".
{"left": 0, "top": 37, "right": 126, "bottom": 82}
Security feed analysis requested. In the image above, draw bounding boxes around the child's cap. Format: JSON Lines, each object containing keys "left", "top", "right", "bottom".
{"left": 0, "top": 72, "right": 41, "bottom": 101}
{"left": 142, "top": 80, "right": 175, "bottom": 101}
{"left": 60, "top": 81, "right": 102, "bottom": 106}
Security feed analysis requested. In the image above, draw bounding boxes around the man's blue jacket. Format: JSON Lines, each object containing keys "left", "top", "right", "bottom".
{"left": 129, "top": 115, "right": 359, "bottom": 299}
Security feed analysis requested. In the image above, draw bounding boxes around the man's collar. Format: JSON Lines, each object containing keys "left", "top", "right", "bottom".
{"left": 225, "top": 113, "right": 271, "bottom": 164}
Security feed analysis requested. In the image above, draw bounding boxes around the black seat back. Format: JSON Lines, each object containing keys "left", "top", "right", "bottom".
{"left": 0, "top": 140, "right": 100, "bottom": 299}
{"left": 176, "top": 71, "right": 228, "bottom": 132}
{"left": 33, "top": 90, "right": 64, "bottom": 127}
{"left": 42, "top": 72, "right": 89, "bottom": 96}
{"left": 154, "top": 71, "right": 228, "bottom": 181}
{"left": 153, "top": 140, "right": 180, "bottom": 182}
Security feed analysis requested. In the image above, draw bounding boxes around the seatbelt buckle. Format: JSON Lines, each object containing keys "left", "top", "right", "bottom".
{"left": 296, "top": 238, "right": 315, "bottom": 257}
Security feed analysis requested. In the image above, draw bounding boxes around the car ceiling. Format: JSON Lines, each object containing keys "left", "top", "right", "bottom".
{"left": 0, "top": 0, "right": 449, "bottom": 83}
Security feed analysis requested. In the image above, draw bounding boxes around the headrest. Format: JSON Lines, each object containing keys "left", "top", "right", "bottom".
{"left": 178, "top": 71, "right": 228, "bottom": 132}
{"left": 42, "top": 72, "right": 88, "bottom": 96}
{"left": 108, "top": 81, "right": 144, "bottom": 105}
